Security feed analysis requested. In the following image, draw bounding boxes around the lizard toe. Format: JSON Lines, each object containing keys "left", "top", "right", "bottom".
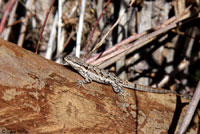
{"left": 77, "top": 79, "right": 86, "bottom": 89}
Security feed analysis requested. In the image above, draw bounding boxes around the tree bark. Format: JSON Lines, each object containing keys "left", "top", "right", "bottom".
{"left": 0, "top": 39, "right": 198, "bottom": 133}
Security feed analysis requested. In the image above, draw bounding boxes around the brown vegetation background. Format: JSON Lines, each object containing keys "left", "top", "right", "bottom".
{"left": 0, "top": 0, "right": 200, "bottom": 133}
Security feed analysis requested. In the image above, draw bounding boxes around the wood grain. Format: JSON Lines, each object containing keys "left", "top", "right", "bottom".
{"left": 0, "top": 39, "right": 198, "bottom": 134}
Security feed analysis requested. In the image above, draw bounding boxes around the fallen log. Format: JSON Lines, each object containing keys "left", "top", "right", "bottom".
{"left": 0, "top": 39, "right": 198, "bottom": 133}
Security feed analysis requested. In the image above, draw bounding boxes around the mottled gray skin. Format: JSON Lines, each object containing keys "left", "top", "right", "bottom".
{"left": 64, "top": 55, "right": 176, "bottom": 95}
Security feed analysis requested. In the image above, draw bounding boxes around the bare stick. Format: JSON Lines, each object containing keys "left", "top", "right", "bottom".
{"left": 36, "top": 0, "right": 55, "bottom": 54}
{"left": 178, "top": 82, "right": 200, "bottom": 134}
{"left": 0, "top": 0, "right": 15, "bottom": 35}
{"left": 76, "top": 0, "right": 86, "bottom": 57}
{"left": 87, "top": 0, "right": 135, "bottom": 58}
{"left": 17, "top": 0, "right": 34, "bottom": 47}
{"left": 83, "top": 0, "right": 111, "bottom": 58}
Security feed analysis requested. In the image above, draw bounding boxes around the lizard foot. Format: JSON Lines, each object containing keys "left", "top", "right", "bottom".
{"left": 77, "top": 79, "right": 86, "bottom": 89}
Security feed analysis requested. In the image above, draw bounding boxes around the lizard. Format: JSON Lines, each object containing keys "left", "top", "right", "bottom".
{"left": 63, "top": 55, "right": 176, "bottom": 96}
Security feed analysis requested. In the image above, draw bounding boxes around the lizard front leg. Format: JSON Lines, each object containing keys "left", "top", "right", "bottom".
{"left": 77, "top": 71, "right": 92, "bottom": 89}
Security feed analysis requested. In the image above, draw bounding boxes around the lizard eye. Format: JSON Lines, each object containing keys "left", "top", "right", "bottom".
{"left": 85, "top": 65, "right": 89, "bottom": 69}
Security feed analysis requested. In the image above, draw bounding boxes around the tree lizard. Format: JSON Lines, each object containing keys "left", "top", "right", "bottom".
{"left": 64, "top": 55, "right": 176, "bottom": 96}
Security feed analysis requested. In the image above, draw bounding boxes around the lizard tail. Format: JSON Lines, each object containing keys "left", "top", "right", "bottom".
{"left": 122, "top": 81, "right": 176, "bottom": 94}
{"left": 134, "top": 84, "right": 176, "bottom": 94}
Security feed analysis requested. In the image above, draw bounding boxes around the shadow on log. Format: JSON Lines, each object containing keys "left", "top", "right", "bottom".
{"left": 0, "top": 39, "right": 198, "bottom": 133}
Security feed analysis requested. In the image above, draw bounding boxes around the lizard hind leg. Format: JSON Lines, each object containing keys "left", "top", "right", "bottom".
{"left": 111, "top": 84, "right": 125, "bottom": 99}
{"left": 111, "top": 84, "right": 124, "bottom": 94}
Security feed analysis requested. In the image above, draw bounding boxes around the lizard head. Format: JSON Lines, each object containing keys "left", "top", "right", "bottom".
{"left": 64, "top": 55, "right": 87, "bottom": 68}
